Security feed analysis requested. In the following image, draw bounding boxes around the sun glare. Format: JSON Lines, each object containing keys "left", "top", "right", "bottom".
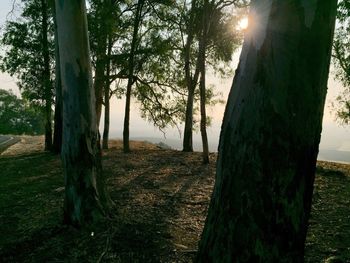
{"left": 238, "top": 17, "right": 249, "bottom": 30}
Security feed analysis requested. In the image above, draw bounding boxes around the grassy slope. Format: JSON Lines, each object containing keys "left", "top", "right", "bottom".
{"left": 0, "top": 137, "right": 349, "bottom": 262}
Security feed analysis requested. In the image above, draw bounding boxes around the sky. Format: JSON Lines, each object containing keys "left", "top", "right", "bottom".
{"left": 0, "top": 0, "right": 349, "bottom": 157}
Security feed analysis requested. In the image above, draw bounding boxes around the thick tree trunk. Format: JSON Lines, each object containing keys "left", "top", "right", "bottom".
{"left": 55, "top": 0, "right": 110, "bottom": 227}
{"left": 41, "top": 0, "right": 52, "bottom": 151}
{"left": 196, "top": 0, "right": 337, "bottom": 261}
{"left": 102, "top": 36, "right": 112, "bottom": 150}
{"left": 123, "top": 0, "right": 144, "bottom": 153}
{"left": 52, "top": 2, "right": 63, "bottom": 154}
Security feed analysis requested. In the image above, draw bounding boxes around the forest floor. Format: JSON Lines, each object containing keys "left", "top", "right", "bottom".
{"left": 0, "top": 136, "right": 350, "bottom": 262}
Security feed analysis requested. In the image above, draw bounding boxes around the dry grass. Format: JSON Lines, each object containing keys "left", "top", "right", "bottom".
{"left": 0, "top": 137, "right": 350, "bottom": 262}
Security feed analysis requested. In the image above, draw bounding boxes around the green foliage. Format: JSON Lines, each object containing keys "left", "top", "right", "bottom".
{"left": 86, "top": 0, "right": 245, "bottom": 133}
{"left": 333, "top": 0, "right": 350, "bottom": 123}
{"left": 0, "top": 89, "right": 44, "bottom": 135}
{"left": 0, "top": 0, "right": 54, "bottom": 107}
{"left": 135, "top": 0, "right": 245, "bottom": 131}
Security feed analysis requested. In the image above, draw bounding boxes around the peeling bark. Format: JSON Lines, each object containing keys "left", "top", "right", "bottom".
{"left": 196, "top": 0, "right": 338, "bottom": 261}
{"left": 55, "top": 0, "right": 110, "bottom": 227}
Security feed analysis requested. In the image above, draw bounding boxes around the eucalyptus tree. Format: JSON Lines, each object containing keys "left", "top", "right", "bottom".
{"left": 180, "top": 0, "right": 244, "bottom": 152}
{"left": 55, "top": 0, "right": 110, "bottom": 226}
{"left": 123, "top": 0, "right": 145, "bottom": 152}
{"left": 196, "top": 0, "right": 244, "bottom": 162}
{"left": 88, "top": 0, "right": 124, "bottom": 150}
{"left": 0, "top": 0, "right": 54, "bottom": 150}
{"left": 332, "top": 0, "right": 350, "bottom": 123}
{"left": 116, "top": 0, "right": 178, "bottom": 152}
{"left": 196, "top": 0, "right": 338, "bottom": 261}
{"left": 88, "top": 0, "right": 120, "bottom": 127}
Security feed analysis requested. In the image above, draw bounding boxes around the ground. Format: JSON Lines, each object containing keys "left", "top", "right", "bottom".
{"left": 0, "top": 136, "right": 349, "bottom": 262}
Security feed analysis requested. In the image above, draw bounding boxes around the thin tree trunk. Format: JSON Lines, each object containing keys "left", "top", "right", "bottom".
{"left": 199, "top": 0, "right": 210, "bottom": 164}
{"left": 41, "top": 0, "right": 52, "bottom": 151}
{"left": 52, "top": 1, "right": 63, "bottom": 154}
{"left": 102, "top": 35, "right": 112, "bottom": 150}
{"left": 123, "top": 0, "right": 144, "bottom": 153}
{"left": 199, "top": 62, "right": 209, "bottom": 163}
{"left": 94, "top": 2, "right": 108, "bottom": 126}
{"left": 183, "top": 87, "right": 195, "bottom": 152}
{"left": 196, "top": 0, "right": 337, "bottom": 261}
{"left": 95, "top": 63, "right": 105, "bottom": 127}
{"left": 182, "top": 0, "right": 200, "bottom": 152}
{"left": 55, "top": 0, "right": 110, "bottom": 227}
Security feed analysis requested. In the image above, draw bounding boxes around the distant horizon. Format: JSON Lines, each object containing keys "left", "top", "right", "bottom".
{"left": 1, "top": 0, "right": 349, "bottom": 163}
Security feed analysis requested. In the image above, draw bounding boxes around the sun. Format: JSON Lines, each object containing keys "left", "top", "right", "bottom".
{"left": 238, "top": 17, "right": 249, "bottom": 30}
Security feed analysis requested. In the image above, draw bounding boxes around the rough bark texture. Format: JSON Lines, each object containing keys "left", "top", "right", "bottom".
{"left": 55, "top": 0, "right": 109, "bottom": 227}
{"left": 196, "top": 0, "right": 338, "bottom": 262}
{"left": 41, "top": 0, "right": 52, "bottom": 151}
{"left": 52, "top": 2, "right": 63, "bottom": 154}
{"left": 123, "top": 0, "right": 144, "bottom": 153}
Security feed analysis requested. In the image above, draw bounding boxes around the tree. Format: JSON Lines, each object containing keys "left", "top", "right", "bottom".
{"left": 55, "top": 0, "right": 110, "bottom": 227}
{"left": 198, "top": 0, "right": 210, "bottom": 163}
{"left": 332, "top": 0, "right": 350, "bottom": 124}
{"left": 196, "top": 0, "right": 337, "bottom": 261}
{"left": 88, "top": 0, "right": 116, "bottom": 127}
{"left": 0, "top": 89, "right": 44, "bottom": 135}
{"left": 123, "top": 0, "right": 145, "bottom": 153}
{"left": 181, "top": 0, "right": 243, "bottom": 152}
{"left": 102, "top": 35, "right": 113, "bottom": 149}
{"left": 0, "top": 0, "right": 54, "bottom": 151}
{"left": 52, "top": 0, "right": 63, "bottom": 154}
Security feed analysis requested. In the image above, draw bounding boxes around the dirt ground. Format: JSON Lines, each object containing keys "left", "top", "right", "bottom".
{"left": 0, "top": 137, "right": 350, "bottom": 262}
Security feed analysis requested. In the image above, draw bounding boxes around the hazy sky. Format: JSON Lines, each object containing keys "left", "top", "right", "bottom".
{"left": 0, "top": 0, "right": 349, "bottom": 153}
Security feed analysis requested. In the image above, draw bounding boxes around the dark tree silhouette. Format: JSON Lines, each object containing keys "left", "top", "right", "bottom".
{"left": 196, "top": 0, "right": 338, "bottom": 261}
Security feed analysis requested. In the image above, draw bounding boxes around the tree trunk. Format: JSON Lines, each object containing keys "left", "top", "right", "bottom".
{"left": 52, "top": 1, "right": 63, "bottom": 154}
{"left": 123, "top": 0, "right": 144, "bottom": 153}
{"left": 199, "top": 0, "right": 210, "bottom": 164}
{"left": 94, "top": 1, "right": 109, "bottom": 126}
{"left": 41, "top": 0, "right": 52, "bottom": 151}
{"left": 196, "top": 0, "right": 337, "bottom": 261}
{"left": 55, "top": 0, "right": 110, "bottom": 227}
{"left": 102, "top": 35, "right": 112, "bottom": 150}
{"left": 94, "top": 61, "right": 105, "bottom": 127}
{"left": 182, "top": 0, "right": 198, "bottom": 153}
{"left": 199, "top": 68, "right": 209, "bottom": 164}
{"left": 183, "top": 86, "right": 195, "bottom": 152}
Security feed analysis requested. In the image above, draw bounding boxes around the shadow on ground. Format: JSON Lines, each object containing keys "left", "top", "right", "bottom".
{"left": 1, "top": 140, "right": 350, "bottom": 262}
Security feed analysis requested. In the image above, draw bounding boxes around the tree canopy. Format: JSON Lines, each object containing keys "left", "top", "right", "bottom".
{"left": 0, "top": 89, "right": 44, "bottom": 135}
{"left": 333, "top": 0, "right": 350, "bottom": 124}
